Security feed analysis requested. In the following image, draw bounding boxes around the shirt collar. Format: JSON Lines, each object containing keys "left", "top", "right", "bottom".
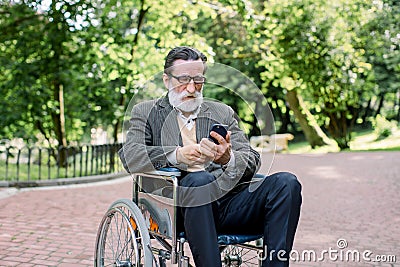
{"left": 175, "top": 106, "right": 201, "bottom": 130}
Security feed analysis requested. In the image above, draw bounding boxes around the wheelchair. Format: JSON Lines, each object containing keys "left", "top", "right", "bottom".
{"left": 94, "top": 167, "right": 265, "bottom": 267}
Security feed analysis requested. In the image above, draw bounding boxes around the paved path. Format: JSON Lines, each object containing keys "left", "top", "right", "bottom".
{"left": 0, "top": 151, "right": 399, "bottom": 266}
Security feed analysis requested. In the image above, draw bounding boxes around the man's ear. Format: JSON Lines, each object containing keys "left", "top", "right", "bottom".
{"left": 163, "top": 73, "right": 170, "bottom": 89}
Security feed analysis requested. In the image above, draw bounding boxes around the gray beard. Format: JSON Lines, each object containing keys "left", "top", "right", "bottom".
{"left": 168, "top": 89, "right": 203, "bottom": 113}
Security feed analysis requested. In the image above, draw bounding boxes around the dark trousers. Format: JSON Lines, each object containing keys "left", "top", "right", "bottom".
{"left": 179, "top": 171, "right": 302, "bottom": 267}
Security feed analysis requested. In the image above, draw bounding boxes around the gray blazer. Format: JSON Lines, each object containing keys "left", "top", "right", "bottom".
{"left": 119, "top": 96, "right": 260, "bottom": 191}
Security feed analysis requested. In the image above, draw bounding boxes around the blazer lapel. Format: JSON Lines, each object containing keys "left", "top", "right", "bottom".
{"left": 157, "top": 98, "right": 217, "bottom": 144}
{"left": 157, "top": 97, "right": 182, "bottom": 146}
{"left": 196, "top": 103, "right": 213, "bottom": 141}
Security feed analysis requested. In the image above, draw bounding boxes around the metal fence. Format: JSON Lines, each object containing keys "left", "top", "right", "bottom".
{"left": 0, "top": 143, "right": 124, "bottom": 182}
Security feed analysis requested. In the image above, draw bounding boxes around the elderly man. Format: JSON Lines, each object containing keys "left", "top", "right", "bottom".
{"left": 119, "top": 46, "right": 302, "bottom": 266}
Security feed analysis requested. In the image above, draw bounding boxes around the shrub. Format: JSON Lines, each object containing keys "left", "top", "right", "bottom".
{"left": 371, "top": 115, "right": 398, "bottom": 139}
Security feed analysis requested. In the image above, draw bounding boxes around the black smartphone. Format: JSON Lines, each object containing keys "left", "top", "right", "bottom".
{"left": 208, "top": 124, "right": 228, "bottom": 144}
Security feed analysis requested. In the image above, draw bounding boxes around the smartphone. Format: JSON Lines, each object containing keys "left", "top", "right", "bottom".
{"left": 208, "top": 124, "right": 228, "bottom": 144}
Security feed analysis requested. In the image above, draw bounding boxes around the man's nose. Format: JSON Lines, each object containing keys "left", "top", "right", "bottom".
{"left": 185, "top": 80, "right": 196, "bottom": 93}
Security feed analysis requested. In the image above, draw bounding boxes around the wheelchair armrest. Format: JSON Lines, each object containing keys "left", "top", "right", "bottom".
{"left": 252, "top": 173, "right": 267, "bottom": 182}
{"left": 144, "top": 167, "right": 181, "bottom": 177}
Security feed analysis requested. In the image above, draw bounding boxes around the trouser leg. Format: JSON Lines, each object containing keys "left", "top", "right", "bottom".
{"left": 179, "top": 171, "right": 222, "bottom": 267}
{"left": 218, "top": 172, "right": 302, "bottom": 267}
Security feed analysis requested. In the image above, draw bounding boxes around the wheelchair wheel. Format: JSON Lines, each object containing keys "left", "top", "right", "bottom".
{"left": 221, "top": 244, "right": 262, "bottom": 267}
{"left": 95, "top": 198, "right": 153, "bottom": 267}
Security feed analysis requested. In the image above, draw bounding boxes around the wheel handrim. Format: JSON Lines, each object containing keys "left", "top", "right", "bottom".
{"left": 99, "top": 206, "right": 144, "bottom": 266}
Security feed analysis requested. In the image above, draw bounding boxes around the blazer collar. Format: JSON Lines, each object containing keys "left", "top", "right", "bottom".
{"left": 158, "top": 94, "right": 172, "bottom": 109}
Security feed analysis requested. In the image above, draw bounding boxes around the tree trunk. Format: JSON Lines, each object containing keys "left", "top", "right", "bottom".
{"left": 361, "top": 98, "right": 373, "bottom": 125}
{"left": 256, "top": 97, "right": 274, "bottom": 135}
{"left": 52, "top": 82, "right": 68, "bottom": 167}
{"left": 49, "top": 2, "right": 68, "bottom": 168}
{"left": 396, "top": 89, "right": 400, "bottom": 122}
{"left": 286, "top": 89, "right": 332, "bottom": 148}
{"left": 324, "top": 108, "right": 355, "bottom": 150}
{"left": 374, "top": 93, "right": 385, "bottom": 117}
{"left": 111, "top": 0, "right": 149, "bottom": 143}
{"left": 270, "top": 96, "right": 288, "bottom": 133}
{"left": 280, "top": 102, "right": 292, "bottom": 133}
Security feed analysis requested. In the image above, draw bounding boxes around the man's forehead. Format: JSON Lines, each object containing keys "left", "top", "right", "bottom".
{"left": 170, "top": 59, "right": 205, "bottom": 73}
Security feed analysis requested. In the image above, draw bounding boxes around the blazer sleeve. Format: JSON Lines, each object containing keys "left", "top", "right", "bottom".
{"left": 206, "top": 104, "right": 261, "bottom": 191}
{"left": 118, "top": 100, "right": 180, "bottom": 174}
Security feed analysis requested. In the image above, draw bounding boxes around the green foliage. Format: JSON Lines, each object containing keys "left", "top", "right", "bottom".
{"left": 0, "top": 0, "right": 99, "bottom": 144}
{"left": 289, "top": 127, "right": 400, "bottom": 153}
{"left": 0, "top": 0, "right": 399, "bottom": 152}
{"left": 191, "top": 1, "right": 271, "bottom": 135}
{"left": 254, "top": 0, "right": 399, "bottom": 149}
{"left": 371, "top": 115, "right": 398, "bottom": 139}
{"left": 0, "top": 0, "right": 214, "bottom": 145}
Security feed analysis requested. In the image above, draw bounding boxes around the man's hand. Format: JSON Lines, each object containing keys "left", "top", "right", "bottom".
{"left": 200, "top": 131, "right": 232, "bottom": 165}
{"left": 176, "top": 144, "right": 214, "bottom": 166}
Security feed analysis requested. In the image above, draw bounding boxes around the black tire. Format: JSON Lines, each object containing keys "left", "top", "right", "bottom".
{"left": 95, "top": 199, "right": 153, "bottom": 266}
{"left": 221, "top": 244, "right": 262, "bottom": 267}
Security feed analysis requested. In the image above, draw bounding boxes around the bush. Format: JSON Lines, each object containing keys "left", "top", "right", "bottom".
{"left": 371, "top": 115, "right": 398, "bottom": 139}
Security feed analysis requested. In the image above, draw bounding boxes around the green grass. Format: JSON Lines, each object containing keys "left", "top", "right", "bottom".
{"left": 0, "top": 155, "right": 123, "bottom": 182}
{"left": 288, "top": 128, "right": 400, "bottom": 154}
{"left": 0, "top": 160, "right": 60, "bottom": 181}
{"left": 2, "top": 128, "right": 399, "bottom": 182}
{"left": 0, "top": 160, "right": 110, "bottom": 181}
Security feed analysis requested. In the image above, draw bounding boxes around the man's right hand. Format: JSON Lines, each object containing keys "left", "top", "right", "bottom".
{"left": 176, "top": 144, "right": 214, "bottom": 166}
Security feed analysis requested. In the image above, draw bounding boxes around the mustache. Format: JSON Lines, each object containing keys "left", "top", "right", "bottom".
{"left": 181, "top": 91, "right": 202, "bottom": 98}
{"left": 168, "top": 88, "right": 203, "bottom": 112}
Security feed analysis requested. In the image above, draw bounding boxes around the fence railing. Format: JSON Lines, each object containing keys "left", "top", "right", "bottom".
{"left": 0, "top": 143, "right": 124, "bottom": 182}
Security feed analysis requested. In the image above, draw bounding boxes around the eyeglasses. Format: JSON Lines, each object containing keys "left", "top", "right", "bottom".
{"left": 170, "top": 74, "right": 206, "bottom": 84}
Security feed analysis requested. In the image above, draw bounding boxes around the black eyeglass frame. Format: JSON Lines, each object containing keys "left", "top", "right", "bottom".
{"left": 169, "top": 74, "right": 206, "bottom": 84}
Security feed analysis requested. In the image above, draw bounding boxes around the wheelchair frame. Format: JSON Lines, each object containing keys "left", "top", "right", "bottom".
{"left": 95, "top": 169, "right": 264, "bottom": 267}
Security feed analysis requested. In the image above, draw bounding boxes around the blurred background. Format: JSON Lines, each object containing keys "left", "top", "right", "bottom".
{"left": 1, "top": 0, "right": 399, "bottom": 182}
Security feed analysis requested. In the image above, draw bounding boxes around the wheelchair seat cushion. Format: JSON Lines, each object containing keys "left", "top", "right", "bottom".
{"left": 145, "top": 167, "right": 181, "bottom": 176}
{"left": 217, "top": 234, "right": 263, "bottom": 245}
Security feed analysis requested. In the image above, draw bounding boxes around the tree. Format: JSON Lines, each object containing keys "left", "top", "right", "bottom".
{"left": 0, "top": 0, "right": 214, "bottom": 147}
{"left": 255, "top": 0, "right": 333, "bottom": 147}
{"left": 255, "top": 0, "right": 386, "bottom": 149}
{"left": 1, "top": 0, "right": 398, "bottom": 153}
{"left": 360, "top": 0, "right": 400, "bottom": 122}
{"left": 83, "top": 0, "right": 216, "bottom": 142}
{"left": 0, "top": 1, "right": 98, "bottom": 147}
{"left": 0, "top": 0, "right": 92, "bottom": 165}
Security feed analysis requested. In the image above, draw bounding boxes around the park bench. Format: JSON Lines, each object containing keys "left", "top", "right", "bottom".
{"left": 250, "top": 133, "right": 294, "bottom": 152}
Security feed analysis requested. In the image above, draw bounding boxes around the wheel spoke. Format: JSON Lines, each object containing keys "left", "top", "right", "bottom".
{"left": 95, "top": 199, "right": 152, "bottom": 267}
{"left": 222, "top": 244, "right": 262, "bottom": 266}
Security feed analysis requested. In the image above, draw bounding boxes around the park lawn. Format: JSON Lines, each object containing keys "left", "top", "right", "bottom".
{"left": 288, "top": 128, "right": 400, "bottom": 154}
{"left": 0, "top": 155, "right": 114, "bottom": 182}
{"left": 0, "top": 160, "right": 85, "bottom": 181}
{"left": 1, "top": 129, "right": 399, "bottom": 182}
